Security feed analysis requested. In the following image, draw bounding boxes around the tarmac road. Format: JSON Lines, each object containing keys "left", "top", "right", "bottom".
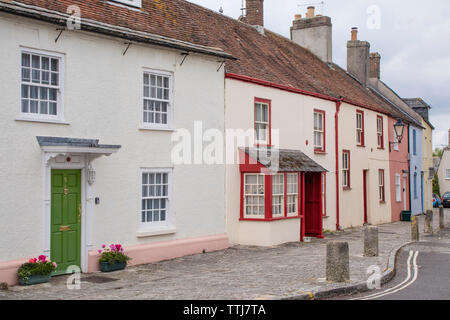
{"left": 331, "top": 228, "right": 450, "bottom": 300}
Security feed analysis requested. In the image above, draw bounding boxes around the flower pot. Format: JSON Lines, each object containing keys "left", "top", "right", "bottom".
{"left": 18, "top": 274, "right": 51, "bottom": 286}
{"left": 99, "top": 261, "right": 127, "bottom": 272}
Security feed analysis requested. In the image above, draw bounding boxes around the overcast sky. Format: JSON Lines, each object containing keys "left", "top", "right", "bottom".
{"left": 188, "top": 0, "right": 450, "bottom": 149}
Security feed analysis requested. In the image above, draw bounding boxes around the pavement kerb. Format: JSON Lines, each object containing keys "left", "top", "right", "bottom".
{"left": 281, "top": 241, "right": 415, "bottom": 300}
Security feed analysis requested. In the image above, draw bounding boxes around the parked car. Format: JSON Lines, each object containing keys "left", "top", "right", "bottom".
{"left": 443, "top": 192, "right": 450, "bottom": 208}
{"left": 433, "top": 194, "right": 442, "bottom": 208}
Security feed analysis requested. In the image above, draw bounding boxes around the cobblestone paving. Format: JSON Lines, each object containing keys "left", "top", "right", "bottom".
{"left": 1, "top": 209, "right": 448, "bottom": 300}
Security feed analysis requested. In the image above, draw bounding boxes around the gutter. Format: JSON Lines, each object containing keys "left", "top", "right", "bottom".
{"left": 335, "top": 99, "right": 343, "bottom": 231}
{"left": 0, "top": 1, "right": 236, "bottom": 61}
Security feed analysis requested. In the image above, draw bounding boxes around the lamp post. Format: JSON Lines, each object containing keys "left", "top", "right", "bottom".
{"left": 389, "top": 118, "right": 405, "bottom": 151}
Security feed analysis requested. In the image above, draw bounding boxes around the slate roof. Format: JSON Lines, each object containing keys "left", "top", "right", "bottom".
{"left": 37, "top": 136, "right": 121, "bottom": 149}
{"left": 242, "top": 148, "right": 327, "bottom": 173}
{"left": 2, "top": 0, "right": 417, "bottom": 117}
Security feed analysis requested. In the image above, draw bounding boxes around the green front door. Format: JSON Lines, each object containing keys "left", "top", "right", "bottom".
{"left": 51, "top": 170, "right": 82, "bottom": 275}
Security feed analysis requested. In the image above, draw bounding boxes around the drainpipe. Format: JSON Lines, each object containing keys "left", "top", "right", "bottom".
{"left": 407, "top": 125, "right": 412, "bottom": 213}
{"left": 335, "top": 98, "right": 343, "bottom": 231}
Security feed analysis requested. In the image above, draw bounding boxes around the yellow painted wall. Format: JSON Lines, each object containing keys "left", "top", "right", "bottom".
{"left": 422, "top": 119, "right": 434, "bottom": 211}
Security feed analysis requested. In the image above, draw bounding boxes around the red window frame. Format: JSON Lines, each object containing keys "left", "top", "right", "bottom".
{"left": 254, "top": 97, "right": 272, "bottom": 147}
{"left": 313, "top": 109, "right": 326, "bottom": 153}
{"left": 240, "top": 172, "right": 301, "bottom": 222}
{"left": 356, "top": 110, "right": 365, "bottom": 147}
{"left": 377, "top": 115, "right": 384, "bottom": 149}
{"left": 342, "top": 150, "right": 351, "bottom": 190}
{"left": 378, "top": 169, "right": 385, "bottom": 203}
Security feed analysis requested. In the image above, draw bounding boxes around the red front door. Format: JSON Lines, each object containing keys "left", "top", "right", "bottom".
{"left": 304, "top": 172, "right": 323, "bottom": 238}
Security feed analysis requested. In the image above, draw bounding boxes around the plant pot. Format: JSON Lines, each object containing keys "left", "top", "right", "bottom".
{"left": 401, "top": 210, "right": 412, "bottom": 222}
{"left": 99, "top": 261, "right": 127, "bottom": 272}
{"left": 18, "top": 274, "right": 51, "bottom": 286}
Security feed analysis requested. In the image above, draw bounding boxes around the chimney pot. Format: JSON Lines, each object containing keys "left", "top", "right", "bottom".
{"left": 306, "top": 6, "right": 315, "bottom": 18}
{"left": 295, "top": 14, "right": 302, "bottom": 20}
{"left": 351, "top": 27, "right": 358, "bottom": 41}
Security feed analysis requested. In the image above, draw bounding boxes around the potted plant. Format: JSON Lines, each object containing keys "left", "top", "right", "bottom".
{"left": 17, "top": 255, "right": 57, "bottom": 285}
{"left": 98, "top": 244, "right": 131, "bottom": 272}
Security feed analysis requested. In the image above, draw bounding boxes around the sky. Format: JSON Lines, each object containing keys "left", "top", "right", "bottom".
{"left": 188, "top": 0, "right": 450, "bottom": 149}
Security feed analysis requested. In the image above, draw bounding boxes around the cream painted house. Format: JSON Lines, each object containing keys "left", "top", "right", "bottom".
{"left": 0, "top": 0, "right": 232, "bottom": 285}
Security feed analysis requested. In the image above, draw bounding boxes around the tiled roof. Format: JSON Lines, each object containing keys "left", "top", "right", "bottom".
{"left": 2, "top": 0, "right": 416, "bottom": 116}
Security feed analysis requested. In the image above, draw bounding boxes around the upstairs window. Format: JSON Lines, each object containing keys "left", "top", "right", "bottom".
{"left": 143, "top": 70, "right": 172, "bottom": 129}
{"left": 413, "top": 129, "right": 417, "bottom": 155}
{"left": 342, "top": 150, "right": 350, "bottom": 189}
{"left": 254, "top": 99, "right": 270, "bottom": 145}
{"left": 356, "top": 111, "right": 365, "bottom": 146}
{"left": 377, "top": 116, "right": 384, "bottom": 149}
{"left": 20, "top": 50, "right": 63, "bottom": 120}
{"left": 378, "top": 170, "right": 385, "bottom": 202}
{"left": 314, "top": 110, "right": 325, "bottom": 152}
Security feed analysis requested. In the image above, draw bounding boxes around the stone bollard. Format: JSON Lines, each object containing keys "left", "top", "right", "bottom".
{"left": 0, "top": 282, "right": 8, "bottom": 290}
{"left": 326, "top": 242, "right": 350, "bottom": 282}
{"left": 364, "top": 226, "right": 379, "bottom": 257}
{"left": 440, "top": 206, "right": 445, "bottom": 230}
{"left": 425, "top": 210, "right": 433, "bottom": 234}
{"left": 411, "top": 216, "right": 419, "bottom": 241}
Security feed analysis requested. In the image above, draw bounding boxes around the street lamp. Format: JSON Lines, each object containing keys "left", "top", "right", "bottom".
{"left": 390, "top": 118, "right": 405, "bottom": 151}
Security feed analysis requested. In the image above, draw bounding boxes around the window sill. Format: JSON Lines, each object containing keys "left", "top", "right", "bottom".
{"left": 139, "top": 126, "right": 174, "bottom": 132}
{"left": 240, "top": 216, "right": 300, "bottom": 222}
{"left": 379, "top": 201, "right": 386, "bottom": 204}
{"left": 343, "top": 187, "right": 352, "bottom": 191}
{"left": 314, "top": 150, "right": 327, "bottom": 155}
{"left": 323, "top": 215, "right": 330, "bottom": 219}
{"left": 357, "top": 144, "right": 366, "bottom": 148}
{"left": 15, "top": 116, "right": 69, "bottom": 125}
{"left": 377, "top": 147, "right": 385, "bottom": 150}
{"left": 136, "top": 226, "right": 176, "bottom": 238}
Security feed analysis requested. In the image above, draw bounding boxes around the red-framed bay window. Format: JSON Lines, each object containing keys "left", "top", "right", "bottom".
{"left": 342, "top": 150, "right": 351, "bottom": 190}
{"left": 377, "top": 115, "right": 384, "bottom": 149}
{"left": 254, "top": 98, "right": 271, "bottom": 147}
{"left": 240, "top": 171, "right": 302, "bottom": 221}
{"left": 356, "top": 110, "right": 365, "bottom": 147}
{"left": 313, "top": 109, "right": 326, "bottom": 153}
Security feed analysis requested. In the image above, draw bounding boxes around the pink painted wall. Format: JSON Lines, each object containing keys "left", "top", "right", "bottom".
{"left": 388, "top": 117, "right": 410, "bottom": 222}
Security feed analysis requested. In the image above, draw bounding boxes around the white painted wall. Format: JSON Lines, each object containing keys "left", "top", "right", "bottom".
{"left": 338, "top": 102, "right": 392, "bottom": 227}
{"left": 225, "top": 79, "right": 337, "bottom": 246}
{"left": 0, "top": 13, "right": 226, "bottom": 262}
{"left": 438, "top": 148, "right": 450, "bottom": 195}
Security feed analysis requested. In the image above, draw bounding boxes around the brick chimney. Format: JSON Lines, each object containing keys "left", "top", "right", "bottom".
{"left": 369, "top": 52, "right": 381, "bottom": 79}
{"left": 246, "top": 0, "right": 264, "bottom": 27}
{"left": 347, "top": 27, "right": 370, "bottom": 87}
{"left": 290, "top": 6, "right": 333, "bottom": 63}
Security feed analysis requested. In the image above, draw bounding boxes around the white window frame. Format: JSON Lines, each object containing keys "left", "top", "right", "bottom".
{"left": 314, "top": 111, "right": 325, "bottom": 151}
{"left": 379, "top": 170, "right": 385, "bottom": 202}
{"left": 141, "top": 68, "right": 173, "bottom": 131}
{"left": 286, "top": 173, "right": 299, "bottom": 217}
{"left": 18, "top": 48, "right": 65, "bottom": 123}
{"left": 244, "top": 173, "right": 265, "bottom": 219}
{"left": 272, "top": 174, "right": 284, "bottom": 218}
{"left": 446, "top": 169, "right": 450, "bottom": 180}
{"left": 140, "top": 168, "right": 173, "bottom": 231}
{"left": 356, "top": 111, "right": 364, "bottom": 146}
{"left": 377, "top": 117, "right": 383, "bottom": 148}
{"left": 254, "top": 102, "right": 270, "bottom": 145}
{"left": 395, "top": 173, "right": 401, "bottom": 202}
{"left": 342, "top": 151, "right": 350, "bottom": 188}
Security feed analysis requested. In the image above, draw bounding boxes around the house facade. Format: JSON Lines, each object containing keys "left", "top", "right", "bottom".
{"left": 437, "top": 131, "right": 450, "bottom": 195}
{"left": 0, "top": 0, "right": 232, "bottom": 285}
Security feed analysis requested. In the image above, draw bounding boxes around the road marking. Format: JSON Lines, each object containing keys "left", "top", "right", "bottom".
{"left": 360, "top": 251, "right": 419, "bottom": 300}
